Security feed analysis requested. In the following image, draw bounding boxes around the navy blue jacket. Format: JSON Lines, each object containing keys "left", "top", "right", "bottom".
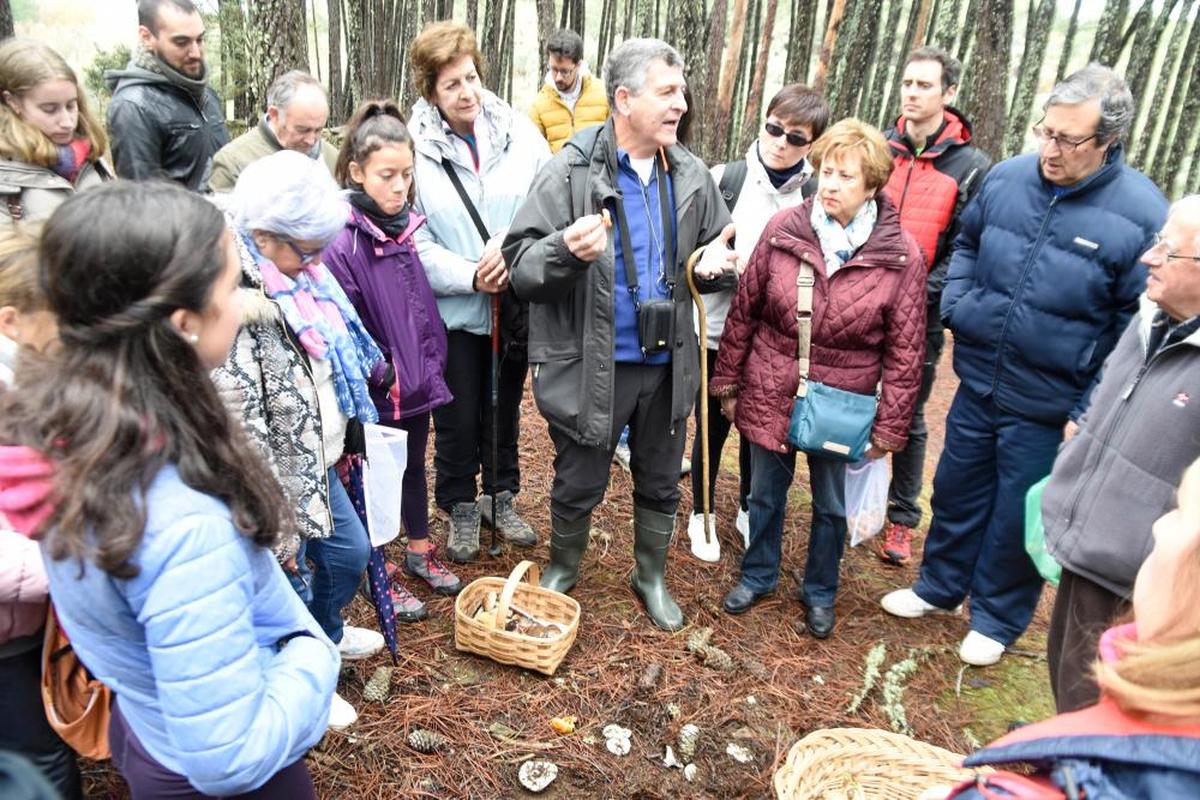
{"left": 940, "top": 146, "right": 1166, "bottom": 424}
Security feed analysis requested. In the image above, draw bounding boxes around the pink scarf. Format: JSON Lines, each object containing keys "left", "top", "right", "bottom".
{"left": 0, "top": 445, "right": 56, "bottom": 537}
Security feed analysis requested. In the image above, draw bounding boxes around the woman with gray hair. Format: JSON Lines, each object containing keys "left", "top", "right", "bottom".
{"left": 213, "top": 150, "right": 393, "bottom": 730}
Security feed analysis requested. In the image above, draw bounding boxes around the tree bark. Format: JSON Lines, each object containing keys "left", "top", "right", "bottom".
{"left": 731, "top": 0, "right": 762, "bottom": 157}
{"left": 931, "top": 0, "right": 964, "bottom": 50}
{"left": 814, "top": 0, "right": 848, "bottom": 90}
{"left": 247, "top": 0, "right": 309, "bottom": 113}
{"left": 1003, "top": 0, "right": 1054, "bottom": 158}
{"left": 1136, "top": 0, "right": 1193, "bottom": 167}
{"left": 536, "top": 0, "right": 556, "bottom": 88}
{"left": 785, "top": 0, "right": 818, "bottom": 83}
{"left": 741, "top": 0, "right": 779, "bottom": 152}
{"left": 910, "top": 0, "right": 935, "bottom": 48}
{"left": 1160, "top": 9, "right": 1200, "bottom": 195}
{"left": 864, "top": 0, "right": 905, "bottom": 127}
{"left": 1125, "top": 0, "right": 1178, "bottom": 158}
{"left": 712, "top": 0, "right": 751, "bottom": 160}
{"left": 326, "top": 0, "right": 347, "bottom": 122}
{"left": 1054, "top": 0, "right": 1083, "bottom": 84}
{"left": 697, "top": 0, "right": 730, "bottom": 161}
{"left": 1089, "top": 0, "right": 1130, "bottom": 65}
{"left": 957, "top": 0, "right": 981, "bottom": 62}
{"left": 0, "top": 0, "right": 15, "bottom": 40}
{"left": 1150, "top": 1, "right": 1198, "bottom": 186}
{"left": 963, "top": 0, "right": 1013, "bottom": 158}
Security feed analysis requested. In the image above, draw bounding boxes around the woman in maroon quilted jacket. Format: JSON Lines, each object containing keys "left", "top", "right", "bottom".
{"left": 710, "top": 119, "right": 926, "bottom": 639}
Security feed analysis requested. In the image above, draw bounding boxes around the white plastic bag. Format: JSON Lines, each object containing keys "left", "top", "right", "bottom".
{"left": 362, "top": 423, "right": 408, "bottom": 547}
{"left": 845, "top": 457, "right": 889, "bottom": 547}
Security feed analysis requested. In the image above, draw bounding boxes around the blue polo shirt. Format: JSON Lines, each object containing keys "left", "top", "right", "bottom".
{"left": 612, "top": 149, "right": 676, "bottom": 364}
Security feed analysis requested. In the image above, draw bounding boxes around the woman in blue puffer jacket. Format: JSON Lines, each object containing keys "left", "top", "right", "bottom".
{"left": 0, "top": 182, "right": 338, "bottom": 798}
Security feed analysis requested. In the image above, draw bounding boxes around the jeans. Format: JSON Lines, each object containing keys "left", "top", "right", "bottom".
{"left": 289, "top": 467, "right": 371, "bottom": 644}
{"left": 914, "top": 386, "right": 1061, "bottom": 645}
{"left": 690, "top": 348, "right": 751, "bottom": 514}
{"left": 887, "top": 323, "right": 945, "bottom": 527}
{"left": 432, "top": 330, "right": 526, "bottom": 509}
{"left": 0, "top": 640, "right": 81, "bottom": 799}
{"left": 740, "top": 442, "right": 847, "bottom": 608}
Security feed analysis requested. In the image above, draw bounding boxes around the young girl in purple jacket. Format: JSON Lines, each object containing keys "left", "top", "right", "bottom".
{"left": 325, "top": 101, "right": 460, "bottom": 621}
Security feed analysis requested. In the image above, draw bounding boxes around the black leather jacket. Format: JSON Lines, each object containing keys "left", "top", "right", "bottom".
{"left": 104, "top": 66, "right": 229, "bottom": 191}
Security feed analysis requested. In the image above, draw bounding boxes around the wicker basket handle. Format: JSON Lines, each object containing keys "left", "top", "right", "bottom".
{"left": 494, "top": 560, "right": 541, "bottom": 630}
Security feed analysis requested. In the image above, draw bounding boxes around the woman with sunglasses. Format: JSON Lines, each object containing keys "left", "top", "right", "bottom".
{"left": 214, "top": 150, "right": 394, "bottom": 731}
{"left": 686, "top": 85, "right": 830, "bottom": 561}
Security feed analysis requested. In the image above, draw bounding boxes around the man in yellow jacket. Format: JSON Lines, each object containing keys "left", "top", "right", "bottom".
{"left": 528, "top": 29, "right": 610, "bottom": 153}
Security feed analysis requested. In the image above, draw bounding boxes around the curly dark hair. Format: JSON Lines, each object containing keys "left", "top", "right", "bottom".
{"left": 0, "top": 181, "right": 291, "bottom": 578}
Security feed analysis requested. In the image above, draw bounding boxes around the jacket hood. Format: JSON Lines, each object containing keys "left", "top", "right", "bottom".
{"left": 104, "top": 64, "right": 169, "bottom": 94}
{"left": 773, "top": 192, "right": 911, "bottom": 267}
{"left": 0, "top": 446, "right": 55, "bottom": 537}
{"left": 1136, "top": 293, "right": 1200, "bottom": 350}
{"left": 410, "top": 90, "right": 517, "bottom": 165}
{"left": 888, "top": 106, "right": 974, "bottom": 158}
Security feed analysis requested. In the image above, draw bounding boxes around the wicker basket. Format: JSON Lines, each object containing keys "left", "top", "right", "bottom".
{"left": 773, "top": 728, "right": 983, "bottom": 800}
{"left": 453, "top": 560, "right": 580, "bottom": 676}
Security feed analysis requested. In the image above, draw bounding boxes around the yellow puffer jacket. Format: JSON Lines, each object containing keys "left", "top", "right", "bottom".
{"left": 528, "top": 73, "right": 610, "bottom": 153}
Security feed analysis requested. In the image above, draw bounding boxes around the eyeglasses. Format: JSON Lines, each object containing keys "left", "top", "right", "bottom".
{"left": 1147, "top": 232, "right": 1200, "bottom": 263}
{"left": 1031, "top": 121, "right": 1097, "bottom": 153}
{"left": 764, "top": 122, "right": 811, "bottom": 148}
{"left": 278, "top": 236, "right": 324, "bottom": 266}
{"left": 548, "top": 65, "right": 578, "bottom": 78}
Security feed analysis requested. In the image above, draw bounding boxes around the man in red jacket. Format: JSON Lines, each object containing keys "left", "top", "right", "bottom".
{"left": 876, "top": 47, "right": 991, "bottom": 567}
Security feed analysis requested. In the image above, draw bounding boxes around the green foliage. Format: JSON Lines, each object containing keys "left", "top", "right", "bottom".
{"left": 83, "top": 44, "right": 131, "bottom": 102}
{"left": 12, "top": 0, "right": 38, "bottom": 23}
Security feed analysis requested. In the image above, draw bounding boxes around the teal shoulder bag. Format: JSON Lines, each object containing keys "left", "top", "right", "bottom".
{"left": 786, "top": 260, "right": 877, "bottom": 462}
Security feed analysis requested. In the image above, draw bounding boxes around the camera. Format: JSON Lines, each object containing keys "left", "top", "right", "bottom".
{"left": 637, "top": 299, "right": 675, "bottom": 355}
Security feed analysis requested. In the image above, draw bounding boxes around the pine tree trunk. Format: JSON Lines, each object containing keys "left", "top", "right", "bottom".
{"left": 732, "top": 0, "right": 763, "bottom": 156}
{"left": 1003, "top": 0, "right": 1053, "bottom": 158}
{"left": 1150, "top": 2, "right": 1199, "bottom": 185}
{"left": 850, "top": 0, "right": 884, "bottom": 118}
{"left": 536, "top": 0, "right": 556, "bottom": 88}
{"left": 1164, "top": 18, "right": 1200, "bottom": 196}
{"left": 1137, "top": 0, "right": 1195, "bottom": 167}
{"left": 0, "top": 0, "right": 12, "bottom": 40}
{"left": 931, "top": 0, "right": 963, "bottom": 50}
{"left": 741, "top": 0, "right": 779, "bottom": 152}
{"left": 814, "top": 0, "right": 848, "bottom": 90}
{"left": 785, "top": 0, "right": 817, "bottom": 83}
{"left": 219, "top": 0, "right": 252, "bottom": 120}
{"left": 466, "top": 0, "right": 477, "bottom": 32}
{"left": 698, "top": 0, "right": 731, "bottom": 161}
{"left": 247, "top": 0, "right": 309, "bottom": 113}
{"left": 1054, "top": 0, "right": 1083, "bottom": 83}
{"left": 910, "top": 0, "right": 935, "bottom": 48}
{"left": 326, "top": 0, "right": 347, "bottom": 122}
{"left": 963, "top": 0, "right": 1013, "bottom": 158}
{"left": 864, "top": 0, "right": 904, "bottom": 127}
{"left": 1089, "top": 0, "right": 1130, "bottom": 65}
{"left": 1125, "top": 0, "right": 1178, "bottom": 161}
{"left": 714, "top": 0, "right": 751, "bottom": 160}
{"left": 958, "top": 0, "right": 980, "bottom": 62}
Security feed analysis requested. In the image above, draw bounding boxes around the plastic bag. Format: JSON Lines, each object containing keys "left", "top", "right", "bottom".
{"left": 846, "top": 457, "right": 889, "bottom": 547}
{"left": 1024, "top": 475, "right": 1061, "bottom": 586}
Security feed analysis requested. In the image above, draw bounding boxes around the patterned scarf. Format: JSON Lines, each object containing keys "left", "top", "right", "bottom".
{"left": 245, "top": 234, "right": 382, "bottom": 424}
{"left": 810, "top": 198, "right": 877, "bottom": 276}
{"left": 53, "top": 138, "right": 92, "bottom": 183}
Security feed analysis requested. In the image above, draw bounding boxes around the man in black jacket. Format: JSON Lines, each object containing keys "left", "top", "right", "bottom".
{"left": 105, "top": 0, "right": 229, "bottom": 191}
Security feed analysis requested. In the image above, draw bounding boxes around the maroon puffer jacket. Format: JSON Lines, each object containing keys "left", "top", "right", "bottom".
{"left": 710, "top": 195, "right": 926, "bottom": 454}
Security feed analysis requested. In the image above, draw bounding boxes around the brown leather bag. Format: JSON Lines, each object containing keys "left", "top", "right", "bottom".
{"left": 40, "top": 606, "right": 112, "bottom": 760}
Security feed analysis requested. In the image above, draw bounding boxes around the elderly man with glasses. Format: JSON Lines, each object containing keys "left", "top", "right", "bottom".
{"left": 1039, "top": 194, "right": 1200, "bottom": 713}
{"left": 882, "top": 64, "right": 1168, "bottom": 667}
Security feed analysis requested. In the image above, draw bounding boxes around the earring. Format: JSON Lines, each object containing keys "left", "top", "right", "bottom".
{"left": 187, "top": 333, "right": 199, "bottom": 344}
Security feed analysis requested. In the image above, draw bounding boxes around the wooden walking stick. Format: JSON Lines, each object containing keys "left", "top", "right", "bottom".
{"left": 685, "top": 249, "right": 716, "bottom": 559}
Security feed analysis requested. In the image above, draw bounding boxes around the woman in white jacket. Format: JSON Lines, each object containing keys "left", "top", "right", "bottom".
{"left": 408, "top": 22, "right": 550, "bottom": 563}
{"left": 687, "top": 85, "right": 830, "bottom": 561}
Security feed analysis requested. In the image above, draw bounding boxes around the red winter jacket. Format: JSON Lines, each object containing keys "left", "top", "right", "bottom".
{"left": 710, "top": 195, "right": 927, "bottom": 454}
{"left": 883, "top": 108, "right": 990, "bottom": 286}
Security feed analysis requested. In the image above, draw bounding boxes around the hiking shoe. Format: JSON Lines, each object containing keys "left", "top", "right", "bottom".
{"left": 613, "top": 441, "right": 632, "bottom": 472}
{"left": 679, "top": 456, "right": 692, "bottom": 478}
{"left": 328, "top": 691, "right": 358, "bottom": 730}
{"left": 404, "top": 545, "right": 463, "bottom": 596}
{"left": 735, "top": 507, "right": 750, "bottom": 549}
{"left": 478, "top": 490, "right": 537, "bottom": 546}
{"left": 389, "top": 580, "right": 429, "bottom": 623}
{"left": 959, "top": 630, "right": 1006, "bottom": 666}
{"left": 878, "top": 522, "right": 914, "bottom": 566}
{"left": 444, "top": 501, "right": 480, "bottom": 563}
{"left": 880, "top": 587, "right": 962, "bottom": 619}
{"left": 686, "top": 512, "right": 720, "bottom": 562}
{"left": 337, "top": 625, "right": 384, "bottom": 661}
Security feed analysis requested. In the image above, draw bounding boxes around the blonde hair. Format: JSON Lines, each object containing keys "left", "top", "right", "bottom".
{"left": 0, "top": 40, "right": 107, "bottom": 168}
{"left": 1094, "top": 458, "right": 1200, "bottom": 717}
{"left": 0, "top": 224, "right": 44, "bottom": 312}
{"left": 409, "top": 21, "right": 486, "bottom": 103}
{"left": 808, "top": 118, "right": 894, "bottom": 192}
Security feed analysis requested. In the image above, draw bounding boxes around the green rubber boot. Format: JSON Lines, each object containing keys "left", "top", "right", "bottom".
{"left": 540, "top": 513, "right": 591, "bottom": 593}
{"left": 630, "top": 505, "right": 685, "bottom": 631}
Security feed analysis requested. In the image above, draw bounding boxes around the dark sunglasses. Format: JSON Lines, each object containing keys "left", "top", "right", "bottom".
{"left": 764, "top": 121, "right": 811, "bottom": 148}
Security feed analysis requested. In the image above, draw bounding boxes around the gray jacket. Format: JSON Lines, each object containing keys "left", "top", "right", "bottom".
{"left": 0, "top": 158, "right": 111, "bottom": 225}
{"left": 1042, "top": 294, "right": 1200, "bottom": 597}
{"left": 503, "top": 121, "right": 731, "bottom": 447}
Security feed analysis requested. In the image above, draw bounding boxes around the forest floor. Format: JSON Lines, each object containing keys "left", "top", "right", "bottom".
{"left": 84, "top": 340, "right": 1057, "bottom": 798}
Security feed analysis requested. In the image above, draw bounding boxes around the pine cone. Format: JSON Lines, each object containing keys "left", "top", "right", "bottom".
{"left": 362, "top": 666, "right": 393, "bottom": 703}
{"left": 686, "top": 627, "right": 713, "bottom": 654}
{"left": 408, "top": 728, "right": 446, "bottom": 754}
{"left": 677, "top": 723, "right": 701, "bottom": 762}
{"left": 700, "top": 644, "right": 734, "bottom": 671}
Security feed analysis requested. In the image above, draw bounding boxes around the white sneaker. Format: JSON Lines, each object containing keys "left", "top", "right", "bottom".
{"left": 613, "top": 442, "right": 632, "bottom": 472}
{"left": 880, "top": 588, "right": 962, "bottom": 619}
{"left": 337, "top": 625, "right": 384, "bottom": 661}
{"left": 735, "top": 508, "right": 750, "bottom": 549}
{"left": 327, "top": 691, "right": 358, "bottom": 730}
{"left": 686, "top": 513, "right": 720, "bottom": 562}
{"left": 959, "top": 630, "right": 1006, "bottom": 666}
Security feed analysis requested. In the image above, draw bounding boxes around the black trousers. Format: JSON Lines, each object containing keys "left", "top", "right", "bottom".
{"left": 549, "top": 363, "right": 687, "bottom": 521}
{"left": 690, "top": 347, "right": 750, "bottom": 514}
{"left": 1047, "top": 568, "right": 1130, "bottom": 713}
{"left": 887, "top": 320, "right": 946, "bottom": 527}
{"left": 0, "top": 640, "right": 82, "bottom": 799}
{"left": 432, "top": 329, "right": 527, "bottom": 510}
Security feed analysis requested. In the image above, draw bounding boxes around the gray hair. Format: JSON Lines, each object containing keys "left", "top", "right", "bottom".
{"left": 1170, "top": 194, "right": 1200, "bottom": 254}
{"left": 266, "top": 70, "right": 327, "bottom": 120}
{"left": 1044, "top": 63, "right": 1134, "bottom": 145}
{"left": 602, "top": 38, "right": 685, "bottom": 110}
{"left": 230, "top": 150, "right": 347, "bottom": 244}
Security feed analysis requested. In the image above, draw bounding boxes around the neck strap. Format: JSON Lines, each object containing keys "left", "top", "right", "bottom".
{"left": 610, "top": 152, "right": 674, "bottom": 310}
